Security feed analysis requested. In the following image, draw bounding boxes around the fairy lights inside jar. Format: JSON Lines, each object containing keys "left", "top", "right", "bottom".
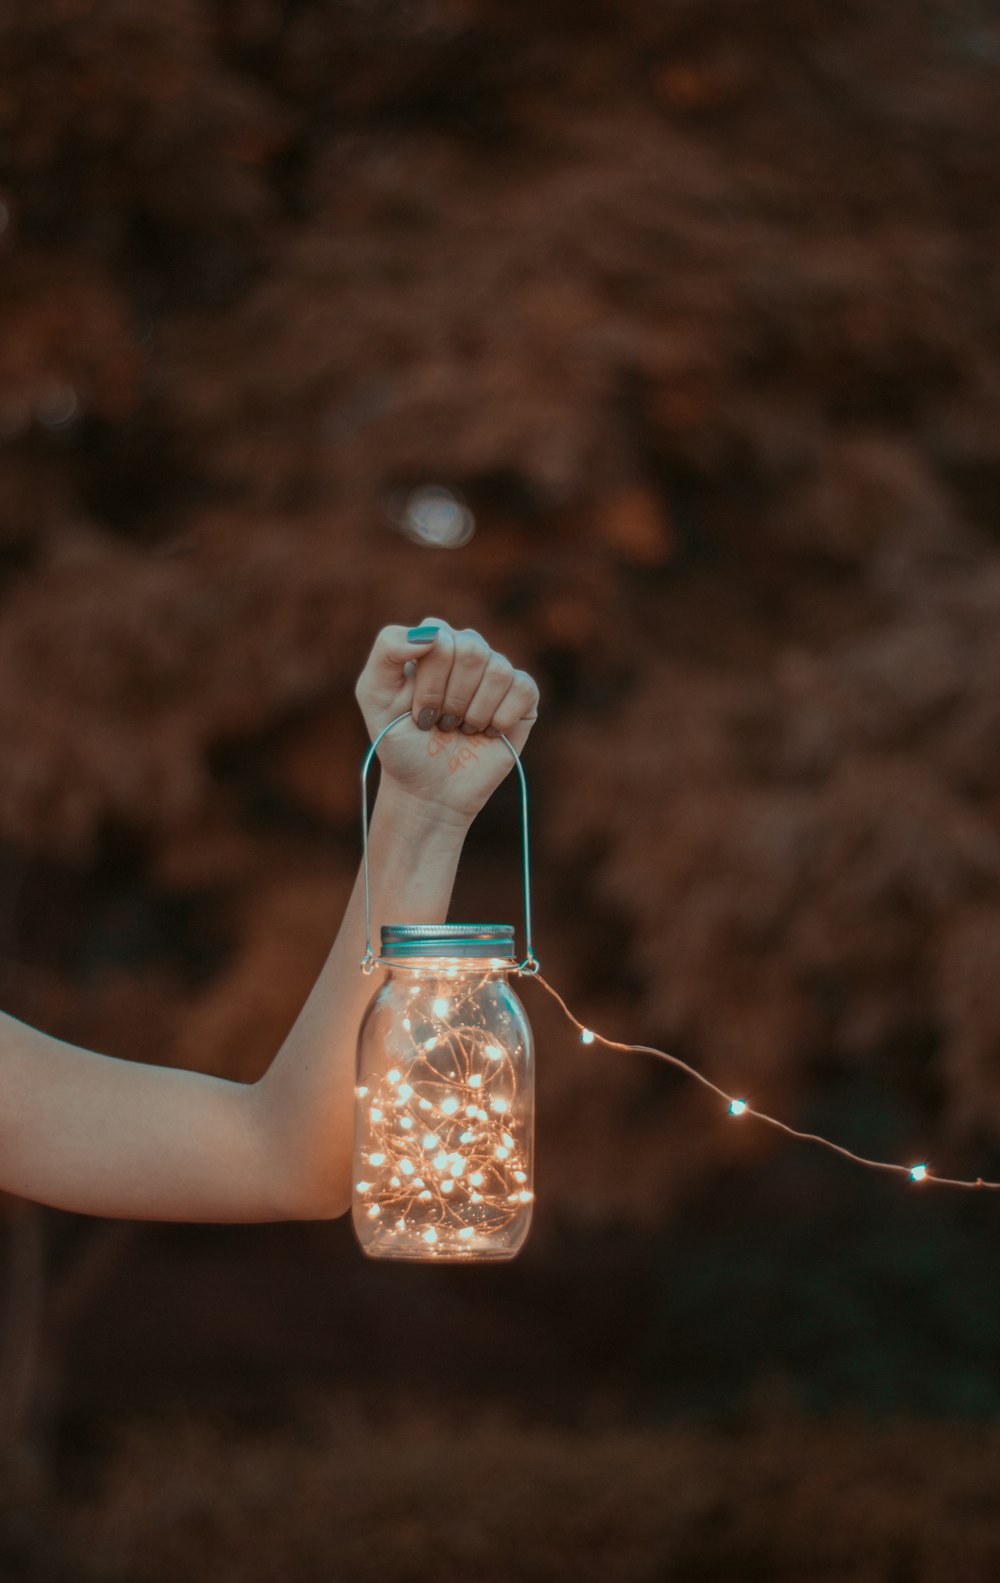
{"left": 352, "top": 924, "right": 534, "bottom": 1262}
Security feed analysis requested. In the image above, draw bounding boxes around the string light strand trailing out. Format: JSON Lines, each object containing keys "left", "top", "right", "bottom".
{"left": 525, "top": 972, "right": 1000, "bottom": 1193}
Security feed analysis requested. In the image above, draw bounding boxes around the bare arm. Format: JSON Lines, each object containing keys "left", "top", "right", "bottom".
{"left": 0, "top": 620, "right": 539, "bottom": 1222}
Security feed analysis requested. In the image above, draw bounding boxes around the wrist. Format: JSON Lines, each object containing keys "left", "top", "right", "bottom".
{"left": 372, "top": 779, "right": 474, "bottom": 841}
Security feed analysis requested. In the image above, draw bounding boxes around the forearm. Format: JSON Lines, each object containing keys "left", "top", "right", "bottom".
{"left": 249, "top": 782, "right": 472, "bottom": 1218}
{"left": 0, "top": 785, "right": 469, "bottom": 1223}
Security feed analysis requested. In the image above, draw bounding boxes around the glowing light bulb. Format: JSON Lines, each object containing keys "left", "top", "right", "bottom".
{"left": 369, "top": 1153, "right": 385, "bottom": 1166}
{"left": 468, "top": 1074, "right": 482, "bottom": 1088}
{"left": 729, "top": 1098, "right": 748, "bottom": 1117}
{"left": 491, "top": 1097, "right": 509, "bottom": 1114}
{"left": 441, "top": 1096, "right": 460, "bottom": 1115}
{"left": 424, "top": 1228, "right": 438, "bottom": 1244}
{"left": 387, "top": 1069, "right": 401, "bottom": 1085}
{"left": 397, "top": 1083, "right": 413, "bottom": 1101}
{"left": 355, "top": 1180, "right": 372, "bottom": 1192}
{"left": 910, "top": 1163, "right": 928, "bottom": 1182}
{"left": 580, "top": 1029, "right": 595, "bottom": 1045}
{"left": 422, "top": 1133, "right": 439, "bottom": 1150}
{"left": 432, "top": 996, "right": 450, "bottom": 1017}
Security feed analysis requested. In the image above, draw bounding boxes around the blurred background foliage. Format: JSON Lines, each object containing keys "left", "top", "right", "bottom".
{"left": 3, "top": 0, "right": 1000, "bottom": 1576}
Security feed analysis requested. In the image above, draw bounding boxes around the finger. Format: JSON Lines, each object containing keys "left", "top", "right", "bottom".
{"left": 484, "top": 670, "right": 540, "bottom": 753}
{"left": 459, "top": 653, "right": 516, "bottom": 735}
{"left": 436, "top": 627, "right": 492, "bottom": 731}
{"left": 356, "top": 623, "right": 440, "bottom": 710}
{"left": 409, "top": 615, "right": 455, "bottom": 730}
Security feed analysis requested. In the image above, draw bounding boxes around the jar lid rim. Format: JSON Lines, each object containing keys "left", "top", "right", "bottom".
{"left": 380, "top": 923, "right": 515, "bottom": 959}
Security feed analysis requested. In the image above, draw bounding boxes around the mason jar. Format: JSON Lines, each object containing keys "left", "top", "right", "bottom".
{"left": 352, "top": 923, "right": 534, "bottom": 1261}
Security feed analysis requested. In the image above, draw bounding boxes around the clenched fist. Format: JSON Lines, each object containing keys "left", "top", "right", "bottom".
{"left": 355, "top": 619, "right": 540, "bottom": 824}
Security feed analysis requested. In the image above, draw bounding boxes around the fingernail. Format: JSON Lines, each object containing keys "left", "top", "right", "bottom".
{"left": 485, "top": 726, "right": 502, "bottom": 738}
{"left": 460, "top": 721, "right": 482, "bottom": 735}
{"left": 407, "top": 625, "right": 440, "bottom": 643}
{"left": 417, "top": 707, "right": 438, "bottom": 730}
{"left": 438, "top": 714, "right": 459, "bottom": 731}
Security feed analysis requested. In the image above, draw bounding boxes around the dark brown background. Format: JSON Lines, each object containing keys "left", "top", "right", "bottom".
{"left": 2, "top": 1, "right": 1000, "bottom": 1577}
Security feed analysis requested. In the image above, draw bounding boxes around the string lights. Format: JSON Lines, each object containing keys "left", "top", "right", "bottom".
{"left": 354, "top": 708, "right": 997, "bottom": 1275}
{"left": 352, "top": 925, "right": 534, "bottom": 1261}
{"left": 531, "top": 973, "right": 1000, "bottom": 1193}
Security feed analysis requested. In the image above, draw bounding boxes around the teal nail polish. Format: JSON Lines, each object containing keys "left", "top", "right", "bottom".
{"left": 407, "top": 625, "right": 440, "bottom": 642}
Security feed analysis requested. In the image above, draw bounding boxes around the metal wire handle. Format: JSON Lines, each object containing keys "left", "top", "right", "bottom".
{"left": 359, "top": 711, "right": 538, "bottom": 976}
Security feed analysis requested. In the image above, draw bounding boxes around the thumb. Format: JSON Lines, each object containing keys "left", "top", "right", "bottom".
{"left": 355, "top": 620, "right": 449, "bottom": 722}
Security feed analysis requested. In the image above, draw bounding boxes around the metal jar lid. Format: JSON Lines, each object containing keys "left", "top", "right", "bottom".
{"left": 380, "top": 923, "right": 516, "bottom": 961}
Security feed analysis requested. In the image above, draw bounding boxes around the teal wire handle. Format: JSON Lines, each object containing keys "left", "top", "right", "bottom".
{"left": 359, "top": 711, "right": 538, "bottom": 977}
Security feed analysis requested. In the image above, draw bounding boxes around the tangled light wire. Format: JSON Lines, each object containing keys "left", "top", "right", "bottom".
{"left": 523, "top": 969, "right": 1000, "bottom": 1193}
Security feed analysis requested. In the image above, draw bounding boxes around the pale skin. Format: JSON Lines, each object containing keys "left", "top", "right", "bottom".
{"left": 0, "top": 620, "right": 539, "bottom": 1222}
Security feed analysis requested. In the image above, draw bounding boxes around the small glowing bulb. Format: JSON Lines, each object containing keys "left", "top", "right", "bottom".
{"left": 401, "top": 1017, "right": 411, "bottom": 1031}
{"left": 368, "top": 1204, "right": 381, "bottom": 1219}
{"left": 441, "top": 1096, "right": 460, "bottom": 1115}
{"left": 518, "top": 1190, "right": 532, "bottom": 1203}
{"left": 449, "top": 1159, "right": 465, "bottom": 1177}
{"left": 441, "top": 1179, "right": 455, "bottom": 1194}
{"left": 910, "top": 1163, "right": 928, "bottom": 1182}
{"left": 502, "top": 1131, "right": 514, "bottom": 1148}
{"left": 368, "top": 1153, "right": 385, "bottom": 1166}
{"left": 370, "top": 1106, "right": 383, "bottom": 1122}
{"left": 432, "top": 996, "right": 450, "bottom": 1016}
{"left": 466, "top": 1104, "right": 479, "bottom": 1118}
{"left": 729, "top": 1098, "right": 748, "bottom": 1117}
{"left": 460, "top": 1129, "right": 476, "bottom": 1144}
{"left": 397, "top": 1083, "right": 414, "bottom": 1101}
{"left": 355, "top": 1180, "right": 372, "bottom": 1192}
{"left": 470, "top": 1191, "right": 482, "bottom": 1203}
{"left": 468, "top": 1074, "right": 482, "bottom": 1088}
{"left": 491, "top": 1097, "right": 509, "bottom": 1114}
{"left": 390, "top": 1175, "right": 401, "bottom": 1187}
{"left": 388, "top": 1069, "right": 401, "bottom": 1085}
{"left": 495, "top": 1145, "right": 510, "bottom": 1161}
{"left": 469, "top": 1171, "right": 484, "bottom": 1187}
{"left": 400, "top": 1159, "right": 415, "bottom": 1176}
{"left": 424, "top": 1228, "right": 438, "bottom": 1244}
{"left": 422, "top": 1133, "right": 439, "bottom": 1150}
{"left": 419, "top": 1189, "right": 432, "bottom": 1201}
{"left": 423, "top": 1037, "right": 437, "bottom": 1051}
{"left": 486, "top": 1044, "right": 503, "bottom": 1061}
{"left": 419, "top": 1098, "right": 432, "bottom": 1111}
{"left": 514, "top": 1170, "right": 527, "bottom": 1182}
{"left": 396, "top": 1218, "right": 406, "bottom": 1230}
{"left": 459, "top": 1227, "right": 474, "bottom": 1240}
{"left": 433, "top": 1151, "right": 450, "bottom": 1171}
{"left": 580, "top": 1029, "right": 595, "bottom": 1045}
{"left": 357, "top": 1085, "right": 369, "bottom": 1097}
{"left": 398, "top": 1116, "right": 413, "bottom": 1130}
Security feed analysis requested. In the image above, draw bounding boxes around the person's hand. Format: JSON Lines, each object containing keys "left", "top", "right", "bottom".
{"left": 355, "top": 620, "right": 540, "bottom": 824}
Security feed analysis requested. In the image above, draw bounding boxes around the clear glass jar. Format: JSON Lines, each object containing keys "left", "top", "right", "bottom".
{"left": 352, "top": 924, "right": 534, "bottom": 1262}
